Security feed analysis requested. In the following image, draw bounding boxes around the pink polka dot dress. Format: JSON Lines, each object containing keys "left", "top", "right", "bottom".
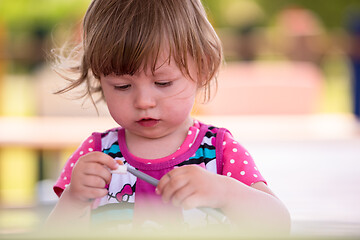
{"left": 54, "top": 120, "right": 266, "bottom": 199}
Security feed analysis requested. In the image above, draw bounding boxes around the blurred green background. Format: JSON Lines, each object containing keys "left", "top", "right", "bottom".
{"left": 0, "top": 0, "right": 360, "bottom": 236}
{"left": 1, "top": 0, "right": 359, "bottom": 113}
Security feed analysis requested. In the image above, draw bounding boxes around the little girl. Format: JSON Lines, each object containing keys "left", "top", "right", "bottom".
{"left": 47, "top": 0, "right": 290, "bottom": 234}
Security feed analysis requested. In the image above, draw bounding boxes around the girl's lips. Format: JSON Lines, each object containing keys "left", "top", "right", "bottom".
{"left": 136, "top": 118, "right": 160, "bottom": 127}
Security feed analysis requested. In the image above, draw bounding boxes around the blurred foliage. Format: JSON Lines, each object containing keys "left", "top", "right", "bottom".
{"left": 203, "top": 0, "right": 360, "bottom": 30}
{"left": 256, "top": 0, "right": 360, "bottom": 29}
{"left": 0, "top": 0, "right": 358, "bottom": 75}
{"left": 0, "top": 0, "right": 354, "bottom": 114}
{"left": 0, "top": 0, "right": 359, "bottom": 34}
{"left": 0, "top": 0, "right": 91, "bottom": 73}
{"left": 0, "top": 0, "right": 91, "bottom": 34}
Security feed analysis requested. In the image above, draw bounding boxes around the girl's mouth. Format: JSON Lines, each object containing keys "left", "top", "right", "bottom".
{"left": 136, "top": 118, "right": 160, "bottom": 127}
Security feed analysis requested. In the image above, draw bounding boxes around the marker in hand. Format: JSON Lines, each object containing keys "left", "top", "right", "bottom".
{"left": 111, "top": 159, "right": 159, "bottom": 186}
{"left": 111, "top": 159, "right": 230, "bottom": 224}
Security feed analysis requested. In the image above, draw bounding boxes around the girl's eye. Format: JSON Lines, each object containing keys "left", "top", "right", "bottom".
{"left": 155, "top": 81, "right": 172, "bottom": 87}
{"left": 114, "top": 84, "right": 131, "bottom": 90}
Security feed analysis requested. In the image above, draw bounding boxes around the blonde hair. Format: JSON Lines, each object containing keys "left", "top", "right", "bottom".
{"left": 54, "top": 0, "right": 223, "bottom": 103}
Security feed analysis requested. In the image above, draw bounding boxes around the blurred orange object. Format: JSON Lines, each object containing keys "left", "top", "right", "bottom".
{"left": 195, "top": 61, "right": 324, "bottom": 115}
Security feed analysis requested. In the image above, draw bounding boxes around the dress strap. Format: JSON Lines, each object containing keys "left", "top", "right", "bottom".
{"left": 215, "top": 128, "right": 228, "bottom": 175}
{"left": 91, "top": 132, "right": 103, "bottom": 151}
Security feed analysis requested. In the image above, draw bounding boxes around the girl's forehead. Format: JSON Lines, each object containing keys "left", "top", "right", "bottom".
{"left": 140, "top": 50, "right": 182, "bottom": 75}
{"left": 119, "top": 53, "right": 195, "bottom": 80}
{"left": 140, "top": 58, "right": 182, "bottom": 77}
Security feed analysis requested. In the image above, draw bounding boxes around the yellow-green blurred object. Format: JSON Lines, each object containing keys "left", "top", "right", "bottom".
{"left": 0, "top": 209, "right": 39, "bottom": 233}
{"left": 0, "top": 73, "right": 38, "bottom": 207}
{"left": 0, "top": 148, "right": 38, "bottom": 206}
{"left": 1, "top": 75, "right": 36, "bottom": 116}
{"left": 60, "top": 147, "right": 76, "bottom": 168}
{"left": 0, "top": 20, "right": 6, "bottom": 116}
{"left": 321, "top": 55, "right": 352, "bottom": 114}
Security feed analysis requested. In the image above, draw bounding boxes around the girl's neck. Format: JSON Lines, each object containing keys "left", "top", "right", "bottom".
{"left": 124, "top": 118, "right": 194, "bottom": 160}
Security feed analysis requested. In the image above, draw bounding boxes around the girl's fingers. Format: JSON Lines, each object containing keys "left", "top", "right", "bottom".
{"left": 156, "top": 167, "right": 184, "bottom": 195}
{"left": 75, "top": 152, "right": 119, "bottom": 184}
{"left": 170, "top": 184, "right": 196, "bottom": 208}
{"left": 82, "top": 162, "right": 112, "bottom": 184}
{"left": 83, "top": 175, "right": 107, "bottom": 189}
{"left": 81, "top": 151, "right": 119, "bottom": 170}
{"left": 157, "top": 165, "right": 222, "bottom": 209}
{"left": 160, "top": 174, "right": 189, "bottom": 203}
{"left": 82, "top": 187, "right": 108, "bottom": 200}
{"left": 69, "top": 152, "right": 118, "bottom": 202}
{"left": 67, "top": 181, "right": 108, "bottom": 202}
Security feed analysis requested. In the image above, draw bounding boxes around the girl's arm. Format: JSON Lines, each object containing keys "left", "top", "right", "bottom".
{"left": 156, "top": 131, "right": 290, "bottom": 235}
{"left": 219, "top": 131, "right": 291, "bottom": 233}
{"left": 45, "top": 186, "right": 92, "bottom": 229}
{"left": 218, "top": 175, "right": 291, "bottom": 234}
{"left": 45, "top": 151, "right": 119, "bottom": 229}
{"left": 156, "top": 165, "right": 290, "bottom": 235}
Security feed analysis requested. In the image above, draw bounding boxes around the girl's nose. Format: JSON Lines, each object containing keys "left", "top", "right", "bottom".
{"left": 133, "top": 90, "right": 156, "bottom": 109}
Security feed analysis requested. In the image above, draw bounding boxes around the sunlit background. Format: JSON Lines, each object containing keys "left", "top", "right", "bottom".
{"left": 0, "top": 0, "right": 360, "bottom": 237}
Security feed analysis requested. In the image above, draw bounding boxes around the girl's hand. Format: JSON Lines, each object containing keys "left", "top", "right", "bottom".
{"left": 156, "top": 165, "right": 228, "bottom": 210}
{"left": 67, "top": 152, "right": 119, "bottom": 205}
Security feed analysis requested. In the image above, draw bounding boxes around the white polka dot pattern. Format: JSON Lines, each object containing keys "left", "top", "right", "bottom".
{"left": 221, "top": 132, "right": 265, "bottom": 186}
{"left": 53, "top": 135, "right": 96, "bottom": 197}
{"left": 53, "top": 122, "right": 266, "bottom": 198}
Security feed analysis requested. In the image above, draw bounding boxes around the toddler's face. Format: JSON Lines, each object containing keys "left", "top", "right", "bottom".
{"left": 100, "top": 52, "right": 198, "bottom": 140}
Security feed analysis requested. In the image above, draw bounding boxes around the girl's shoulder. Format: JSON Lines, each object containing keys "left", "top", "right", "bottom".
{"left": 92, "top": 127, "right": 123, "bottom": 138}
{"left": 196, "top": 119, "right": 228, "bottom": 132}
{"left": 196, "top": 120, "right": 232, "bottom": 141}
{"left": 90, "top": 127, "right": 123, "bottom": 151}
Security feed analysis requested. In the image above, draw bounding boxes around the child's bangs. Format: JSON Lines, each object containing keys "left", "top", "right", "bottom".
{"left": 85, "top": 0, "right": 183, "bottom": 79}
{"left": 88, "top": 27, "right": 167, "bottom": 78}
{"left": 54, "top": 0, "right": 222, "bottom": 104}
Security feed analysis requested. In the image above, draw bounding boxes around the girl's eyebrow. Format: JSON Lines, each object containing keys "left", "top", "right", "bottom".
{"left": 152, "top": 71, "right": 182, "bottom": 79}
{"left": 103, "top": 74, "right": 132, "bottom": 83}
{"left": 152, "top": 64, "right": 183, "bottom": 77}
